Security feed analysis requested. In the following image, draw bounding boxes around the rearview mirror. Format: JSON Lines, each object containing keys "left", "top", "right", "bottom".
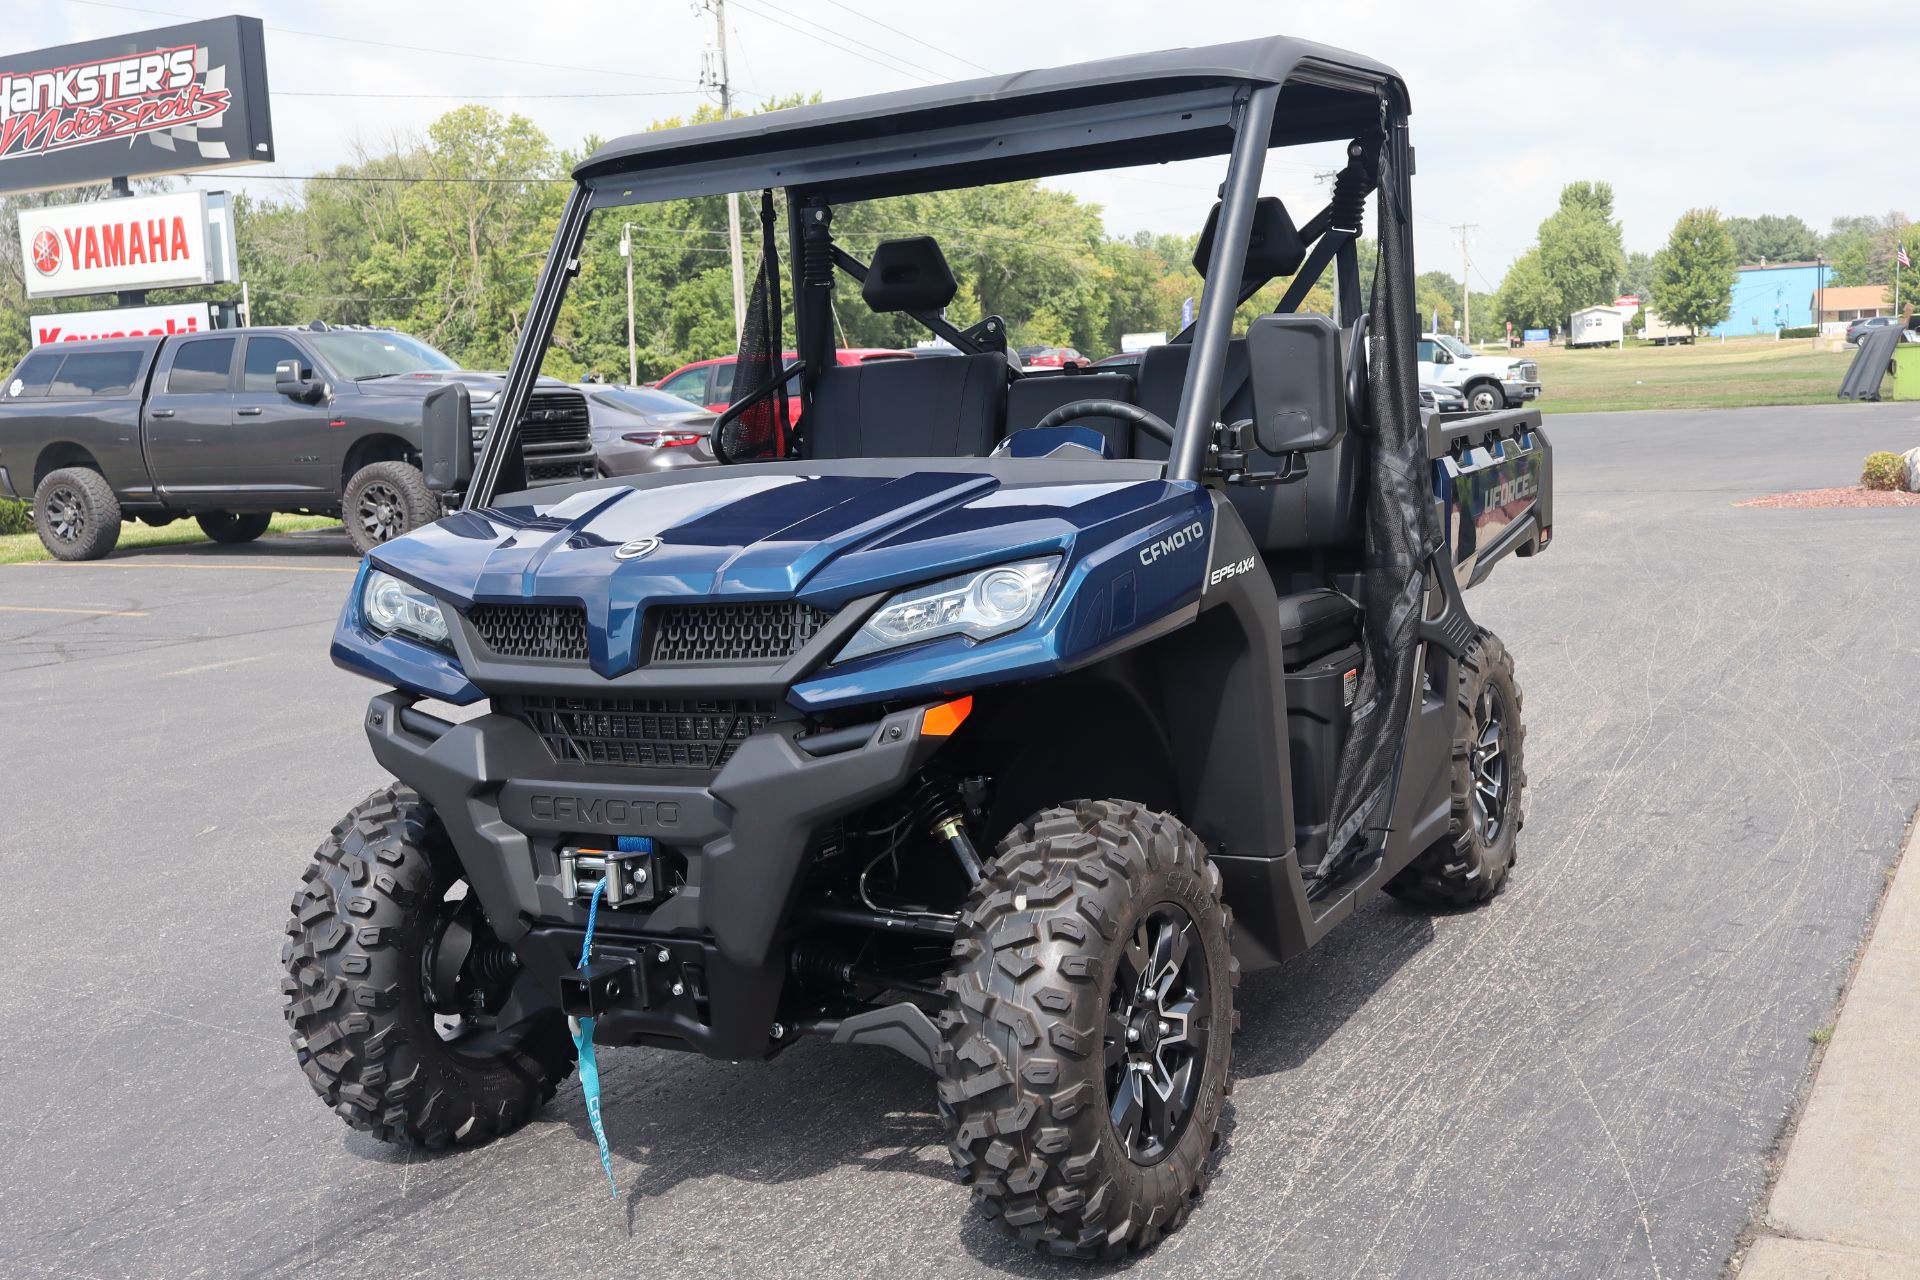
{"left": 420, "top": 383, "right": 473, "bottom": 493}
{"left": 275, "top": 358, "right": 319, "bottom": 401}
{"left": 1244, "top": 314, "right": 1346, "bottom": 455}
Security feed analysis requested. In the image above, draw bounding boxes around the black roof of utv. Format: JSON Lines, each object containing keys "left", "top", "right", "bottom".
{"left": 573, "top": 36, "right": 1406, "bottom": 204}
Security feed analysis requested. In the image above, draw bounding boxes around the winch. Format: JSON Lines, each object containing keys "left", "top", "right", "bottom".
{"left": 559, "top": 836, "right": 658, "bottom": 908}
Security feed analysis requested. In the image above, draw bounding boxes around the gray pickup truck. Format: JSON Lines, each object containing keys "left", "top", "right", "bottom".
{"left": 0, "top": 325, "right": 596, "bottom": 559}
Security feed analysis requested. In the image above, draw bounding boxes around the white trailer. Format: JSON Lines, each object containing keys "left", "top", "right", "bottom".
{"left": 1641, "top": 310, "right": 1694, "bottom": 345}
{"left": 1568, "top": 305, "right": 1625, "bottom": 348}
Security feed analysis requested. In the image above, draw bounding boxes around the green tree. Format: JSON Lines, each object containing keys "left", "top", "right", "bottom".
{"left": 1724, "top": 214, "right": 1819, "bottom": 265}
{"left": 1536, "top": 180, "right": 1625, "bottom": 329}
{"left": 1494, "top": 248, "right": 1559, "bottom": 333}
{"left": 1823, "top": 212, "right": 1911, "bottom": 287}
{"left": 1652, "top": 208, "right": 1737, "bottom": 337}
{"left": 1619, "top": 250, "right": 1655, "bottom": 304}
{"left": 1415, "top": 269, "right": 1460, "bottom": 334}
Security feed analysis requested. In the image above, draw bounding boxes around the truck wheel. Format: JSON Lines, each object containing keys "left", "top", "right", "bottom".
{"left": 282, "top": 786, "right": 574, "bottom": 1147}
{"left": 195, "top": 511, "right": 273, "bottom": 544}
{"left": 343, "top": 461, "right": 439, "bottom": 555}
{"left": 1466, "top": 382, "right": 1506, "bottom": 412}
{"left": 33, "top": 467, "right": 121, "bottom": 561}
{"left": 1387, "top": 630, "right": 1527, "bottom": 908}
{"left": 937, "top": 800, "right": 1237, "bottom": 1259}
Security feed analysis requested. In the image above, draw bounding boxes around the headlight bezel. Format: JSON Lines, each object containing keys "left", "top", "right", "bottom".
{"left": 361, "top": 568, "right": 453, "bottom": 650}
{"left": 837, "top": 556, "right": 1062, "bottom": 663}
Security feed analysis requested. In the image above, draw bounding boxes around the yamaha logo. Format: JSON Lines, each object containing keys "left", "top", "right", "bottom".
{"left": 614, "top": 537, "right": 661, "bottom": 560}
{"left": 30, "top": 228, "right": 59, "bottom": 276}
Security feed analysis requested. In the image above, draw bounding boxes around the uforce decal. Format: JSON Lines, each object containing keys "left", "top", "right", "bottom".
{"left": 1139, "top": 520, "right": 1207, "bottom": 567}
{"left": 1209, "top": 555, "right": 1256, "bottom": 587}
{"left": 529, "top": 794, "right": 680, "bottom": 829}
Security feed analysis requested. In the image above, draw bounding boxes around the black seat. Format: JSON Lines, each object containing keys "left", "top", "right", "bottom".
{"left": 804, "top": 234, "right": 1011, "bottom": 460}
{"left": 1275, "top": 587, "right": 1360, "bottom": 668}
{"left": 1135, "top": 336, "right": 1366, "bottom": 555}
{"left": 807, "top": 352, "right": 1008, "bottom": 459}
{"left": 1003, "top": 370, "right": 1138, "bottom": 457}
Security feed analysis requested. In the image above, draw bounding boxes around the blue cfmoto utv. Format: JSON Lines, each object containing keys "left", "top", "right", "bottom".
{"left": 284, "top": 36, "right": 1551, "bottom": 1259}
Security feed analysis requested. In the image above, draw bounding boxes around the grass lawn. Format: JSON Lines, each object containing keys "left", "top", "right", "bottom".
{"left": 0, "top": 513, "right": 340, "bottom": 566}
{"left": 1525, "top": 338, "right": 1858, "bottom": 414}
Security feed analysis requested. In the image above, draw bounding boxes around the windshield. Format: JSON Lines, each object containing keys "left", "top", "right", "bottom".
{"left": 306, "top": 331, "right": 460, "bottom": 380}
{"left": 1436, "top": 335, "right": 1474, "bottom": 359}
{"left": 593, "top": 386, "right": 707, "bottom": 415}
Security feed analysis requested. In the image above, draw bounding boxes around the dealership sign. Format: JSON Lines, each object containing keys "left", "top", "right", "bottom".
{"left": 0, "top": 16, "right": 272, "bottom": 195}
{"left": 29, "top": 301, "right": 213, "bottom": 347}
{"left": 18, "top": 189, "right": 238, "bottom": 298}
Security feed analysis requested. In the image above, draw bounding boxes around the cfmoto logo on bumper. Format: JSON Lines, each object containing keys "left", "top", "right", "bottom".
{"left": 529, "top": 794, "right": 680, "bottom": 828}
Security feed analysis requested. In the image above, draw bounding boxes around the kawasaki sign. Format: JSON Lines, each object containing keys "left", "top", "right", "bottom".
{"left": 0, "top": 16, "right": 273, "bottom": 195}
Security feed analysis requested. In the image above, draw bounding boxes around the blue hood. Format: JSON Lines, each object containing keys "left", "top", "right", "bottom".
{"left": 360, "top": 463, "right": 1213, "bottom": 697}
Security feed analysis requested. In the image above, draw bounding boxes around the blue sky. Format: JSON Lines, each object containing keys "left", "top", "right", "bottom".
{"left": 10, "top": 0, "right": 1916, "bottom": 294}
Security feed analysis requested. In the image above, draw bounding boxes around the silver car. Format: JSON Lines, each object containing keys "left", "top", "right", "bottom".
{"left": 578, "top": 384, "right": 718, "bottom": 474}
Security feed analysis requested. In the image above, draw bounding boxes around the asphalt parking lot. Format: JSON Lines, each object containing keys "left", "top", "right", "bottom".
{"left": 3, "top": 401, "right": 1919, "bottom": 1280}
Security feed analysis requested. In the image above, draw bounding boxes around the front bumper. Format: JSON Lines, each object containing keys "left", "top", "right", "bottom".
{"left": 1503, "top": 380, "right": 1542, "bottom": 401}
{"left": 363, "top": 690, "right": 942, "bottom": 1059}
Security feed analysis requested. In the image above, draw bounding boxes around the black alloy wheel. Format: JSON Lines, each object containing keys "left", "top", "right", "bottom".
{"left": 356, "top": 478, "right": 409, "bottom": 545}
{"left": 1469, "top": 683, "right": 1510, "bottom": 845}
{"left": 1106, "top": 903, "right": 1211, "bottom": 1164}
{"left": 42, "top": 482, "right": 86, "bottom": 544}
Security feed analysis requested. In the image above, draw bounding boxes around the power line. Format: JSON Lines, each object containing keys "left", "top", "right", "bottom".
{"left": 727, "top": 0, "right": 940, "bottom": 86}
{"left": 740, "top": 0, "right": 952, "bottom": 82}
{"left": 62, "top": 0, "right": 702, "bottom": 86}
{"left": 818, "top": 0, "right": 998, "bottom": 76}
{"left": 278, "top": 90, "right": 705, "bottom": 100}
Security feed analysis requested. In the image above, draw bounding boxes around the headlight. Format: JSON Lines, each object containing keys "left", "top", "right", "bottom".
{"left": 838, "top": 558, "right": 1060, "bottom": 661}
{"left": 362, "top": 569, "right": 451, "bottom": 647}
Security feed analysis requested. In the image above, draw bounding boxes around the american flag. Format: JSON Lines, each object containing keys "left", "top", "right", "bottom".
{"left": 1901, "top": 242, "right": 1912, "bottom": 270}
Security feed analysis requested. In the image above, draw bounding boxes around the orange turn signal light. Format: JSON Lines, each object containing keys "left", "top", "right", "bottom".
{"left": 920, "top": 695, "right": 973, "bottom": 737}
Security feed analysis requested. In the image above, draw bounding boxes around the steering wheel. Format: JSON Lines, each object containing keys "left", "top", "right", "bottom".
{"left": 1029, "top": 399, "right": 1176, "bottom": 446}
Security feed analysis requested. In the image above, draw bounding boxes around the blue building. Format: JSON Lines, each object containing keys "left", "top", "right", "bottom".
{"left": 1712, "top": 261, "right": 1833, "bottom": 337}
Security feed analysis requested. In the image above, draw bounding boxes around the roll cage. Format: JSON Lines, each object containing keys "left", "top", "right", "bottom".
{"left": 467, "top": 36, "right": 1416, "bottom": 507}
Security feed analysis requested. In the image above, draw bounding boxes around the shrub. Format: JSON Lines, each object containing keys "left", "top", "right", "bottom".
{"left": 0, "top": 499, "right": 31, "bottom": 535}
{"left": 1861, "top": 451, "right": 1906, "bottom": 491}
{"left": 1779, "top": 326, "right": 1818, "bottom": 339}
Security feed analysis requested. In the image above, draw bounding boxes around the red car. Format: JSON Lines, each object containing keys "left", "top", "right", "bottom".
{"left": 654, "top": 348, "right": 911, "bottom": 421}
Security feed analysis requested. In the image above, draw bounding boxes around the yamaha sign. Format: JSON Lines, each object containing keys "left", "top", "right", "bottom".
{"left": 0, "top": 16, "right": 273, "bottom": 195}
{"left": 17, "top": 189, "right": 239, "bottom": 299}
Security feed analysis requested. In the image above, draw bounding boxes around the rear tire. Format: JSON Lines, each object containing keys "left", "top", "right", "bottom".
{"left": 343, "top": 461, "right": 439, "bottom": 555}
{"left": 281, "top": 786, "right": 574, "bottom": 1147}
{"left": 195, "top": 511, "right": 272, "bottom": 544}
{"left": 1387, "top": 630, "right": 1527, "bottom": 908}
{"left": 34, "top": 467, "right": 121, "bottom": 561}
{"left": 937, "top": 800, "right": 1237, "bottom": 1259}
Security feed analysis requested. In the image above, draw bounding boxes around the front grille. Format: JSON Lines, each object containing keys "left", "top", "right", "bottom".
{"left": 466, "top": 604, "right": 589, "bottom": 661}
{"left": 648, "top": 601, "right": 831, "bottom": 665}
{"left": 520, "top": 392, "right": 591, "bottom": 448}
{"left": 1517, "top": 361, "right": 1539, "bottom": 382}
{"left": 527, "top": 460, "right": 592, "bottom": 484}
{"left": 511, "top": 694, "right": 776, "bottom": 770}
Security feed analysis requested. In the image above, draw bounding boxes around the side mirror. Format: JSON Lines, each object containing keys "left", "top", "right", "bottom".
{"left": 1433, "top": 348, "right": 1453, "bottom": 365}
{"left": 1244, "top": 313, "right": 1346, "bottom": 455}
{"left": 274, "top": 358, "right": 318, "bottom": 401}
{"left": 420, "top": 383, "right": 473, "bottom": 493}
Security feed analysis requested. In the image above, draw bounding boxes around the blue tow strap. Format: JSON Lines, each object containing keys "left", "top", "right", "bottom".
{"left": 570, "top": 878, "right": 617, "bottom": 1198}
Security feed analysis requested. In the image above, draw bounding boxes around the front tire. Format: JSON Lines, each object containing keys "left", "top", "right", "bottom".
{"left": 281, "top": 786, "right": 574, "bottom": 1147}
{"left": 1387, "top": 630, "right": 1527, "bottom": 908}
{"left": 937, "top": 801, "right": 1237, "bottom": 1259}
{"left": 196, "top": 511, "right": 273, "bottom": 544}
{"left": 1466, "top": 382, "right": 1507, "bottom": 413}
{"left": 342, "top": 461, "right": 439, "bottom": 555}
{"left": 34, "top": 467, "right": 120, "bottom": 561}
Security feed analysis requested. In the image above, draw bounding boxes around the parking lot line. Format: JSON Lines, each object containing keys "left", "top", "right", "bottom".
{"left": 0, "top": 604, "right": 149, "bottom": 617}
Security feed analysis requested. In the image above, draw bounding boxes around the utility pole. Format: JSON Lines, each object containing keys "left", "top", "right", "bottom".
{"left": 620, "top": 222, "right": 636, "bottom": 385}
{"left": 1452, "top": 223, "right": 1476, "bottom": 343}
{"left": 700, "top": 0, "right": 747, "bottom": 342}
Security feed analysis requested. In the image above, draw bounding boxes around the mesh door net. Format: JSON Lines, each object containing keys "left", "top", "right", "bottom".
{"left": 718, "top": 190, "right": 791, "bottom": 463}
